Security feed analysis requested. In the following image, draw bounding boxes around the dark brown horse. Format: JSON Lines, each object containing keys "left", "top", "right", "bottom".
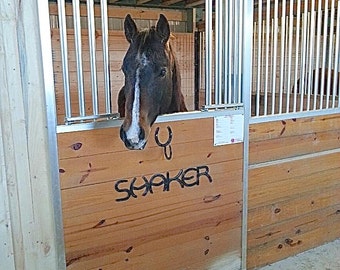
{"left": 118, "top": 14, "right": 187, "bottom": 150}
{"left": 292, "top": 68, "right": 339, "bottom": 95}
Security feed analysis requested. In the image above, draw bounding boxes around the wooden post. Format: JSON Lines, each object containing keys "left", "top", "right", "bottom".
{"left": 0, "top": 0, "right": 64, "bottom": 269}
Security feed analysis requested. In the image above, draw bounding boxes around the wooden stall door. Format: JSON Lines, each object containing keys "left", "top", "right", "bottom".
{"left": 58, "top": 118, "right": 243, "bottom": 270}
{"left": 247, "top": 114, "right": 340, "bottom": 269}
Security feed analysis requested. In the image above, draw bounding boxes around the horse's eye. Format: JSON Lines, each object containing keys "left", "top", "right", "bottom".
{"left": 159, "top": 68, "right": 166, "bottom": 77}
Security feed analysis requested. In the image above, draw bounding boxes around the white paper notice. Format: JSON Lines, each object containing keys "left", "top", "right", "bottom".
{"left": 214, "top": 114, "right": 244, "bottom": 146}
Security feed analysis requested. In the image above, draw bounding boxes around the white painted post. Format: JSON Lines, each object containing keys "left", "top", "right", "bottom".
{"left": 0, "top": 0, "right": 64, "bottom": 269}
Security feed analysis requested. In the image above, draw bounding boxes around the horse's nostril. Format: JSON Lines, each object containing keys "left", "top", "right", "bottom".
{"left": 139, "top": 127, "right": 145, "bottom": 140}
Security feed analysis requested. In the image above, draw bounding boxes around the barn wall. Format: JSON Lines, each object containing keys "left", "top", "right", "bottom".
{"left": 0, "top": 1, "right": 63, "bottom": 269}
{"left": 57, "top": 118, "right": 243, "bottom": 269}
{"left": 247, "top": 114, "right": 340, "bottom": 269}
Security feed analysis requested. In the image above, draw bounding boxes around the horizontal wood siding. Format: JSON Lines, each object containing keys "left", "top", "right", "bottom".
{"left": 58, "top": 118, "right": 243, "bottom": 269}
{"left": 247, "top": 114, "right": 340, "bottom": 269}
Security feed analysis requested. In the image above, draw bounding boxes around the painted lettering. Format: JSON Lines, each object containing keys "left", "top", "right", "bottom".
{"left": 114, "top": 165, "right": 213, "bottom": 202}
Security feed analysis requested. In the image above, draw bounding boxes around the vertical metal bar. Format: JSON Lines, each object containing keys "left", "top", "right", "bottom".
{"left": 285, "top": 0, "right": 294, "bottom": 113}
{"left": 256, "top": 0, "right": 262, "bottom": 116}
{"left": 333, "top": 1, "right": 340, "bottom": 107}
{"left": 224, "top": 1, "right": 229, "bottom": 104}
{"left": 57, "top": 0, "right": 71, "bottom": 120}
{"left": 72, "top": 0, "right": 85, "bottom": 117}
{"left": 194, "top": 32, "right": 200, "bottom": 110}
{"left": 307, "top": 2, "right": 316, "bottom": 111}
{"left": 306, "top": 10, "right": 313, "bottom": 111}
{"left": 293, "top": 0, "right": 302, "bottom": 112}
{"left": 238, "top": 0, "right": 244, "bottom": 104}
{"left": 320, "top": 0, "right": 329, "bottom": 109}
{"left": 241, "top": 1, "right": 253, "bottom": 269}
{"left": 271, "top": 0, "right": 278, "bottom": 115}
{"left": 252, "top": 20, "right": 256, "bottom": 107}
{"left": 228, "top": 0, "right": 233, "bottom": 104}
{"left": 215, "top": 0, "right": 222, "bottom": 104}
{"left": 201, "top": 32, "right": 205, "bottom": 105}
{"left": 279, "top": 0, "right": 286, "bottom": 114}
{"left": 101, "top": 0, "right": 112, "bottom": 114}
{"left": 87, "top": 0, "right": 99, "bottom": 115}
{"left": 37, "top": 1, "right": 66, "bottom": 268}
{"left": 234, "top": 0, "right": 240, "bottom": 104}
{"left": 299, "top": 1, "right": 309, "bottom": 111}
{"left": 264, "top": 0, "right": 270, "bottom": 115}
{"left": 313, "top": 0, "right": 322, "bottom": 109}
{"left": 326, "top": 0, "right": 335, "bottom": 108}
{"left": 205, "top": 0, "right": 213, "bottom": 106}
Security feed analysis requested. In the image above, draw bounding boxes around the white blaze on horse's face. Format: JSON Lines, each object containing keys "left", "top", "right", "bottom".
{"left": 124, "top": 53, "right": 149, "bottom": 150}
{"left": 119, "top": 14, "right": 187, "bottom": 150}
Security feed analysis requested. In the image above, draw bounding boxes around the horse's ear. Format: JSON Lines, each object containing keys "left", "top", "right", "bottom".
{"left": 156, "top": 14, "right": 170, "bottom": 44}
{"left": 124, "top": 14, "right": 138, "bottom": 43}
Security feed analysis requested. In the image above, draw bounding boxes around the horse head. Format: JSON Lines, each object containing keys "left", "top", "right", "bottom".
{"left": 118, "top": 14, "right": 187, "bottom": 150}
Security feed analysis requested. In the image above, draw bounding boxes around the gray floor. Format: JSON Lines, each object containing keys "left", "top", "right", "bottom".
{"left": 257, "top": 238, "right": 340, "bottom": 270}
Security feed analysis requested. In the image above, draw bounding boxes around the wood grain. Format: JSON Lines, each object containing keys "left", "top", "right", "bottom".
{"left": 247, "top": 114, "right": 340, "bottom": 269}
{"left": 58, "top": 118, "right": 243, "bottom": 269}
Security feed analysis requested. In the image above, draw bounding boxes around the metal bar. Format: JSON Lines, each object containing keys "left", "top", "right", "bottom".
{"left": 271, "top": 1, "right": 278, "bottom": 115}
{"left": 313, "top": 0, "right": 323, "bottom": 109}
{"left": 65, "top": 113, "right": 120, "bottom": 124}
{"left": 37, "top": 1, "right": 66, "bottom": 268}
{"left": 57, "top": 0, "right": 71, "bottom": 120}
{"left": 320, "top": 0, "right": 329, "bottom": 109}
{"left": 264, "top": 0, "right": 270, "bottom": 115}
{"left": 205, "top": 0, "right": 213, "bottom": 106}
{"left": 238, "top": 0, "right": 243, "bottom": 104}
{"left": 293, "top": 0, "right": 301, "bottom": 112}
{"left": 194, "top": 32, "right": 200, "bottom": 110}
{"left": 215, "top": 0, "right": 222, "bottom": 104}
{"left": 333, "top": 1, "right": 340, "bottom": 107}
{"left": 299, "top": 1, "right": 308, "bottom": 111}
{"left": 87, "top": 0, "right": 99, "bottom": 115}
{"left": 101, "top": 0, "right": 112, "bottom": 114}
{"left": 241, "top": 1, "right": 253, "bottom": 268}
{"left": 306, "top": 10, "right": 314, "bottom": 111}
{"left": 201, "top": 32, "right": 205, "bottom": 106}
{"left": 279, "top": 0, "right": 286, "bottom": 114}
{"left": 202, "top": 103, "right": 244, "bottom": 110}
{"left": 256, "top": 0, "right": 262, "bottom": 116}
{"left": 228, "top": 0, "right": 233, "bottom": 104}
{"left": 326, "top": 0, "right": 335, "bottom": 108}
{"left": 234, "top": 0, "right": 240, "bottom": 104}
{"left": 285, "top": 0, "right": 294, "bottom": 113}
{"left": 72, "top": 0, "right": 85, "bottom": 117}
{"left": 252, "top": 19, "right": 256, "bottom": 102}
{"left": 224, "top": 1, "right": 229, "bottom": 104}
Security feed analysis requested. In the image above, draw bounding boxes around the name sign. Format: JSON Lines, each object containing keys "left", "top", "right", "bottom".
{"left": 114, "top": 165, "right": 213, "bottom": 202}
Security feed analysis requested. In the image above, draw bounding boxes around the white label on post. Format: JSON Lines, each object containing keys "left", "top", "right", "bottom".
{"left": 214, "top": 114, "right": 244, "bottom": 146}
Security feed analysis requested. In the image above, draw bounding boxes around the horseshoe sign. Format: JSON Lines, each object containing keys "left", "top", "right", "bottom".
{"left": 154, "top": 126, "right": 173, "bottom": 160}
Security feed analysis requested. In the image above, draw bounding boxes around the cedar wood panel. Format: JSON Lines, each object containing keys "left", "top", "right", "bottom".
{"left": 58, "top": 118, "right": 243, "bottom": 269}
{"left": 247, "top": 114, "right": 340, "bottom": 269}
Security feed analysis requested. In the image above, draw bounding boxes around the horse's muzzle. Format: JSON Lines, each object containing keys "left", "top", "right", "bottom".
{"left": 120, "top": 125, "right": 147, "bottom": 150}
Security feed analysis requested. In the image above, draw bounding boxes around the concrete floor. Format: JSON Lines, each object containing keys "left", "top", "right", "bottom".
{"left": 257, "top": 238, "right": 340, "bottom": 270}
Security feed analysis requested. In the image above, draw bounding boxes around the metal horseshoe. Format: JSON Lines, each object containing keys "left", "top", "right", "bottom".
{"left": 154, "top": 126, "right": 173, "bottom": 160}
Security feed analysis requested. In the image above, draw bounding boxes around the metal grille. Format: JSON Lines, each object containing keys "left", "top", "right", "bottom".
{"left": 56, "top": 0, "right": 117, "bottom": 124}
{"left": 252, "top": 0, "right": 340, "bottom": 118}
{"left": 201, "top": 0, "right": 245, "bottom": 111}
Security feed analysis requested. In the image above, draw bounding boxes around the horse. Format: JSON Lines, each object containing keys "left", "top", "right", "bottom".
{"left": 292, "top": 68, "right": 339, "bottom": 96}
{"left": 118, "top": 14, "right": 187, "bottom": 150}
